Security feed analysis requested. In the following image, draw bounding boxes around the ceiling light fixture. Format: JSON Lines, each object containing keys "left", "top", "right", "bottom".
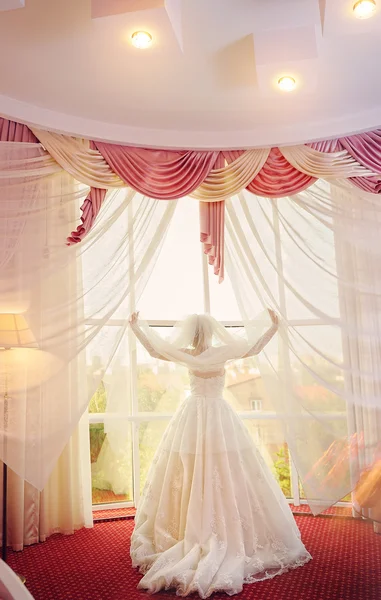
{"left": 131, "top": 31, "right": 153, "bottom": 49}
{"left": 353, "top": 0, "right": 377, "bottom": 19}
{"left": 277, "top": 76, "right": 296, "bottom": 92}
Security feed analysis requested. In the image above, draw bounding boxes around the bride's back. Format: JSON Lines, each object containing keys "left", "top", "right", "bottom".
{"left": 182, "top": 346, "right": 225, "bottom": 379}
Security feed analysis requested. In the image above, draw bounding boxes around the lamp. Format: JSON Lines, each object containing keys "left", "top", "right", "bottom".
{"left": 353, "top": 0, "right": 377, "bottom": 19}
{"left": 0, "top": 313, "right": 37, "bottom": 584}
{"left": 277, "top": 76, "right": 296, "bottom": 92}
{"left": 131, "top": 31, "right": 153, "bottom": 49}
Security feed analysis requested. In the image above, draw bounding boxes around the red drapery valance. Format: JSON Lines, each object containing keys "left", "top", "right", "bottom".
{"left": 2, "top": 117, "right": 381, "bottom": 281}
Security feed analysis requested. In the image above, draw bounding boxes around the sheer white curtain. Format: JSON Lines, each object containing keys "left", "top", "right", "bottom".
{"left": 0, "top": 141, "right": 176, "bottom": 546}
{"left": 2, "top": 139, "right": 381, "bottom": 539}
{"left": 333, "top": 184, "right": 381, "bottom": 531}
{"left": 5, "top": 417, "right": 92, "bottom": 551}
{"left": 225, "top": 183, "right": 381, "bottom": 515}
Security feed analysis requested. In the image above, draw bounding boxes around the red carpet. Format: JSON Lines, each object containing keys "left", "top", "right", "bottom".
{"left": 93, "top": 507, "right": 136, "bottom": 521}
{"left": 91, "top": 505, "right": 352, "bottom": 523}
{"left": 7, "top": 516, "right": 381, "bottom": 600}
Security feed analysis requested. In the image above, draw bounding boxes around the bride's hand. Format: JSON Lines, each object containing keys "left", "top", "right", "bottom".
{"left": 129, "top": 311, "right": 139, "bottom": 325}
{"left": 268, "top": 309, "right": 279, "bottom": 325}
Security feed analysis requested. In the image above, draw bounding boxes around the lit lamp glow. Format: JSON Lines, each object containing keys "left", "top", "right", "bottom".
{"left": 0, "top": 313, "right": 37, "bottom": 584}
{"left": 277, "top": 76, "right": 296, "bottom": 92}
{"left": 131, "top": 31, "right": 153, "bottom": 49}
{"left": 0, "top": 313, "right": 37, "bottom": 350}
{"left": 353, "top": 0, "right": 377, "bottom": 18}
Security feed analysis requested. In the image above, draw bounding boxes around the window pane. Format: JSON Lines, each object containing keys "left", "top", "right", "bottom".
{"left": 139, "top": 420, "right": 170, "bottom": 493}
{"left": 137, "top": 327, "right": 189, "bottom": 413}
{"left": 278, "top": 198, "right": 339, "bottom": 320}
{"left": 139, "top": 200, "right": 204, "bottom": 319}
{"left": 209, "top": 269, "right": 241, "bottom": 320}
{"left": 89, "top": 381, "right": 107, "bottom": 414}
{"left": 216, "top": 194, "right": 279, "bottom": 319}
{"left": 291, "top": 325, "right": 346, "bottom": 415}
{"left": 90, "top": 421, "right": 133, "bottom": 505}
{"left": 88, "top": 342, "right": 132, "bottom": 416}
{"left": 290, "top": 326, "right": 347, "bottom": 501}
{"left": 224, "top": 332, "right": 279, "bottom": 411}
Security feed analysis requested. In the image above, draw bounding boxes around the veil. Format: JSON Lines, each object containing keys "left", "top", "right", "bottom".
{"left": 136, "top": 311, "right": 273, "bottom": 373}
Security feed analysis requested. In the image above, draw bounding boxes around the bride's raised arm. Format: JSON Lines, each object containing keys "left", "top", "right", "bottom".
{"left": 129, "top": 312, "right": 169, "bottom": 361}
{"left": 243, "top": 309, "right": 279, "bottom": 358}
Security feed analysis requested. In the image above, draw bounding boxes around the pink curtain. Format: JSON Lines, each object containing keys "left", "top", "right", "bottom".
{"left": 308, "top": 139, "right": 343, "bottom": 152}
{"left": 0, "top": 118, "right": 107, "bottom": 248}
{"left": 66, "top": 187, "right": 107, "bottom": 245}
{"left": 67, "top": 142, "right": 107, "bottom": 246}
{"left": 340, "top": 131, "right": 381, "bottom": 195}
{"left": 340, "top": 130, "right": 381, "bottom": 173}
{"left": 3, "top": 115, "right": 381, "bottom": 273}
{"left": 0, "top": 117, "right": 36, "bottom": 142}
{"left": 199, "top": 155, "right": 225, "bottom": 283}
{"left": 94, "top": 143, "right": 220, "bottom": 199}
{"left": 246, "top": 148, "right": 316, "bottom": 197}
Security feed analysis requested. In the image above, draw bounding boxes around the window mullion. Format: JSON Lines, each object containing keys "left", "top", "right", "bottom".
{"left": 201, "top": 245, "right": 211, "bottom": 314}
{"left": 272, "top": 200, "right": 300, "bottom": 505}
{"left": 128, "top": 200, "right": 140, "bottom": 507}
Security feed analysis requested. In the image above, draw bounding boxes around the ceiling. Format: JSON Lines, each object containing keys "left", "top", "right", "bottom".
{"left": 0, "top": 0, "right": 381, "bottom": 148}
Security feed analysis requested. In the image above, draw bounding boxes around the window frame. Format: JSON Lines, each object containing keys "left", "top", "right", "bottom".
{"left": 87, "top": 200, "right": 349, "bottom": 511}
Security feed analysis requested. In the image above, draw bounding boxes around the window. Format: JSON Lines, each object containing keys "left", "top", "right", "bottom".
{"left": 251, "top": 398, "right": 262, "bottom": 411}
{"left": 86, "top": 195, "right": 348, "bottom": 510}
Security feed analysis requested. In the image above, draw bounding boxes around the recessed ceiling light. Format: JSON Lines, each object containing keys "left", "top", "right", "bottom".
{"left": 131, "top": 31, "right": 153, "bottom": 49}
{"left": 277, "top": 76, "right": 296, "bottom": 92}
{"left": 353, "top": 0, "right": 377, "bottom": 19}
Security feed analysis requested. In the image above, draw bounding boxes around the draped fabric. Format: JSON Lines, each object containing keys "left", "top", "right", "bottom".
{"left": 67, "top": 186, "right": 107, "bottom": 245}
{"left": 30, "top": 128, "right": 125, "bottom": 188}
{"left": 22, "top": 120, "right": 381, "bottom": 282}
{"left": 224, "top": 184, "right": 381, "bottom": 514}
{"left": 0, "top": 119, "right": 36, "bottom": 143}
{"left": 190, "top": 149, "right": 270, "bottom": 201}
{"left": 247, "top": 148, "right": 315, "bottom": 197}
{"left": 332, "top": 185, "right": 381, "bottom": 532}
{"left": 340, "top": 130, "right": 381, "bottom": 174}
{"left": 3, "top": 418, "right": 92, "bottom": 552}
{"left": 199, "top": 200, "right": 225, "bottom": 282}
{"left": 94, "top": 143, "right": 220, "bottom": 200}
{"left": 199, "top": 155, "right": 226, "bottom": 282}
{"left": 0, "top": 119, "right": 92, "bottom": 550}
{"left": 339, "top": 132, "right": 381, "bottom": 195}
{"left": 66, "top": 141, "right": 108, "bottom": 246}
{"left": 0, "top": 140, "right": 176, "bottom": 491}
{"left": 1, "top": 115, "right": 381, "bottom": 520}
{"left": 27, "top": 128, "right": 379, "bottom": 205}
{"left": 279, "top": 145, "right": 373, "bottom": 179}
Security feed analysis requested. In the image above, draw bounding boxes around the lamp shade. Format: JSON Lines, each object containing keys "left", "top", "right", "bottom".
{"left": 0, "top": 314, "right": 37, "bottom": 349}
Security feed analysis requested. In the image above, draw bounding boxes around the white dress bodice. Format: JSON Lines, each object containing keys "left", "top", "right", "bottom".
{"left": 189, "top": 372, "right": 225, "bottom": 397}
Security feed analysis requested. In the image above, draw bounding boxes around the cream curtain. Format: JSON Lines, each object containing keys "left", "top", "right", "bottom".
{"left": 30, "top": 130, "right": 375, "bottom": 201}
{"left": 332, "top": 185, "right": 381, "bottom": 532}
{"left": 3, "top": 417, "right": 92, "bottom": 551}
{"left": 225, "top": 183, "right": 381, "bottom": 514}
{"left": 0, "top": 141, "right": 176, "bottom": 496}
{"left": 279, "top": 145, "right": 374, "bottom": 178}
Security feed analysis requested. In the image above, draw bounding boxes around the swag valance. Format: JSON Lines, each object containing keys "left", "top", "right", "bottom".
{"left": 2, "top": 117, "right": 381, "bottom": 283}
{"left": 1, "top": 115, "right": 380, "bottom": 519}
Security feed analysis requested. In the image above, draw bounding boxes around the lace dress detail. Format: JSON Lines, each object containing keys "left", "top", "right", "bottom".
{"left": 130, "top": 371, "right": 311, "bottom": 598}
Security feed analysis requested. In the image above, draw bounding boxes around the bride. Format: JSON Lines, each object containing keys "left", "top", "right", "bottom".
{"left": 129, "top": 310, "right": 311, "bottom": 598}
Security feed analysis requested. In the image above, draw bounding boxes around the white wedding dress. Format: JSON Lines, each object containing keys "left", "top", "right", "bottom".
{"left": 130, "top": 370, "right": 311, "bottom": 598}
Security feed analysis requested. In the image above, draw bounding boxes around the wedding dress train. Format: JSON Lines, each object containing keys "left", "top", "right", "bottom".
{"left": 130, "top": 372, "right": 311, "bottom": 598}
